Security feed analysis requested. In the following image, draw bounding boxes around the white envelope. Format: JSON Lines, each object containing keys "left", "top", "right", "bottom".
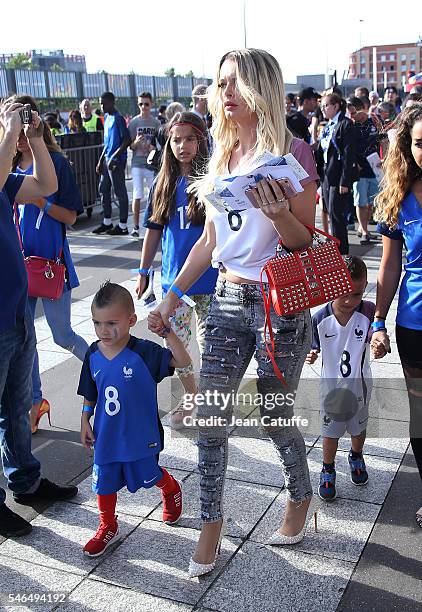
{"left": 206, "top": 152, "right": 308, "bottom": 212}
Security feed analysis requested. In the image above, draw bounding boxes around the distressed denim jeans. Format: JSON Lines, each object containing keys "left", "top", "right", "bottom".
{"left": 197, "top": 278, "right": 313, "bottom": 522}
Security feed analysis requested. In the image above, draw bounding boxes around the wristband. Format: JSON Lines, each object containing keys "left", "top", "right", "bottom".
{"left": 371, "top": 321, "right": 387, "bottom": 331}
{"left": 169, "top": 284, "right": 196, "bottom": 307}
{"left": 170, "top": 284, "right": 183, "bottom": 299}
{"left": 43, "top": 200, "right": 53, "bottom": 214}
{"left": 82, "top": 404, "right": 94, "bottom": 413}
{"left": 138, "top": 268, "right": 150, "bottom": 276}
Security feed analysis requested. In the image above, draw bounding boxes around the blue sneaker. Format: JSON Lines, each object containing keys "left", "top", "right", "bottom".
{"left": 318, "top": 468, "right": 336, "bottom": 501}
{"left": 348, "top": 452, "right": 368, "bottom": 486}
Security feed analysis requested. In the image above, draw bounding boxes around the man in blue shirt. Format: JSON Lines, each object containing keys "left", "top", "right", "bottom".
{"left": 0, "top": 99, "right": 78, "bottom": 539}
{"left": 93, "top": 92, "right": 131, "bottom": 236}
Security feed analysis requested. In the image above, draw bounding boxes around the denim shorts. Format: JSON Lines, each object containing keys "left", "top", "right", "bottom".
{"left": 196, "top": 278, "right": 313, "bottom": 521}
{"left": 353, "top": 177, "right": 379, "bottom": 207}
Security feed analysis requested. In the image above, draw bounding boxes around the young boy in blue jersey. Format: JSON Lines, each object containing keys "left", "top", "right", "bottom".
{"left": 78, "top": 281, "right": 191, "bottom": 557}
{"left": 306, "top": 256, "right": 387, "bottom": 501}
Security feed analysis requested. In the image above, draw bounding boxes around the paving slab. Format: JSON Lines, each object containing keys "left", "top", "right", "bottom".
{"left": 91, "top": 521, "right": 241, "bottom": 606}
{"left": 57, "top": 579, "right": 193, "bottom": 611}
{"left": 225, "top": 437, "right": 286, "bottom": 488}
{"left": 0, "top": 555, "right": 83, "bottom": 612}
{"left": 69, "top": 469, "right": 191, "bottom": 518}
{"left": 338, "top": 450, "right": 422, "bottom": 611}
{"left": 149, "top": 473, "right": 280, "bottom": 537}
{"left": 200, "top": 540, "right": 353, "bottom": 612}
{"left": 250, "top": 492, "right": 380, "bottom": 562}
{"left": 313, "top": 435, "right": 409, "bottom": 460}
{"left": 307, "top": 447, "right": 401, "bottom": 505}
{"left": 0, "top": 502, "right": 140, "bottom": 576}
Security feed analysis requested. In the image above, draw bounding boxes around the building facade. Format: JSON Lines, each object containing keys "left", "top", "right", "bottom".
{"left": 0, "top": 50, "right": 86, "bottom": 73}
{"left": 348, "top": 40, "right": 422, "bottom": 91}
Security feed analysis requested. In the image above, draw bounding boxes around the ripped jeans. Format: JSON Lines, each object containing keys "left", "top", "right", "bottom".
{"left": 197, "top": 278, "right": 313, "bottom": 522}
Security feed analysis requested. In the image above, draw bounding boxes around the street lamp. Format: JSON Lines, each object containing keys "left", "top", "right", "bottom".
{"left": 243, "top": 0, "right": 247, "bottom": 48}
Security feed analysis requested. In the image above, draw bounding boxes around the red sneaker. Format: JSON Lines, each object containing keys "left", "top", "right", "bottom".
{"left": 161, "top": 480, "right": 183, "bottom": 525}
{"left": 83, "top": 518, "right": 120, "bottom": 557}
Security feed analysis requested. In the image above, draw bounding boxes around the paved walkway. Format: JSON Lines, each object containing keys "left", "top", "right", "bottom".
{"left": 0, "top": 217, "right": 421, "bottom": 612}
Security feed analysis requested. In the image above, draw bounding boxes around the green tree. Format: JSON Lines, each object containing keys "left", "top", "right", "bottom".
{"left": 165, "top": 67, "right": 175, "bottom": 78}
{"left": 50, "top": 63, "right": 64, "bottom": 72}
{"left": 6, "top": 53, "right": 31, "bottom": 70}
{"left": 185, "top": 70, "right": 194, "bottom": 78}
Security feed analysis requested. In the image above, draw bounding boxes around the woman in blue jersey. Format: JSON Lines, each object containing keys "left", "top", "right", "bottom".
{"left": 12, "top": 95, "right": 89, "bottom": 434}
{"left": 371, "top": 103, "right": 422, "bottom": 528}
{"left": 135, "top": 112, "right": 217, "bottom": 424}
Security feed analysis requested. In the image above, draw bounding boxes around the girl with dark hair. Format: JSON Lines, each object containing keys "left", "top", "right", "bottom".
{"left": 11, "top": 95, "right": 89, "bottom": 434}
{"left": 135, "top": 111, "right": 217, "bottom": 424}
{"left": 372, "top": 104, "right": 422, "bottom": 528}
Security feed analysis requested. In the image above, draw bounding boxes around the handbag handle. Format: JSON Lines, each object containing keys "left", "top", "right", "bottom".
{"left": 13, "top": 202, "right": 64, "bottom": 261}
{"left": 13, "top": 203, "right": 24, "bottom": 255}
{"left": 276, "top": 224, "right": 340, "bottom": 251}
{"left": 260, "top": 268, "right": 288, "bottom": 388}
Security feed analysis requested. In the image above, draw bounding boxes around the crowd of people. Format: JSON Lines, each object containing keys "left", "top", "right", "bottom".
{"left": 1, "top": 48, "right": 422, "bottom": 582}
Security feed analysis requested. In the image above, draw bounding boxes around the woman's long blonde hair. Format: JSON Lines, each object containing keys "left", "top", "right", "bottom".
{"left": 375, "top": 103, "right": 422, "bottom": 228}
{"left": 195, "top": 48, "right": 292, "bottom": 201}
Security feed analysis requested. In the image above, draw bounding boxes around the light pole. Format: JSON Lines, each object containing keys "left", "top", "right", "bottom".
{"left": 357, "top": 19, "right": 364, "bottom": 79}
{"left": 243, "top": 0, "right": 247, "bottom": 48}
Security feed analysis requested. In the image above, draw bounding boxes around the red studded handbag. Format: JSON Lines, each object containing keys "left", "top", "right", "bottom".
{"left": 260, "top": 224, "right": 353, "bottom": 385}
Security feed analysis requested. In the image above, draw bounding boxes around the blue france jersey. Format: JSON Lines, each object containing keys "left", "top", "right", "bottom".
{"left": 77, "top": 336, "right": 174, "bottom": 465}
{"left": 143, "top": 176, "right": 218, "bottom": 296}
{"left": 377, "top": 192, "right": 422, "bottom": 330}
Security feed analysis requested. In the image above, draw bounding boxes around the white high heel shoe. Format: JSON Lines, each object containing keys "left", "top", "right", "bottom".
{"left": 267, "top": 497, "right": 319, "bottom": 546}
{"left": 188, "top": 520, "right": 225, "bottom": 578}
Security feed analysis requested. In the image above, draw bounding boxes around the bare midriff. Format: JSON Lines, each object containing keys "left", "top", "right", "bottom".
{"left": 219, "top": 266, "right": 260, "bottom": 285}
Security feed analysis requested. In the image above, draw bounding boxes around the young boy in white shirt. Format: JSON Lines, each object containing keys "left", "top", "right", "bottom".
{"left": 306, "top": 256, "right": 386, "bottom": 500}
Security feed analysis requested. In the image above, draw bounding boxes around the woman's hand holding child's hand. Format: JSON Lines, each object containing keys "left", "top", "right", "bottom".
{"left": 305, "top": 349, "right": 319, "bottom": 365}
{"left": 370, "top": 330, "right": 391, "bottom": 359}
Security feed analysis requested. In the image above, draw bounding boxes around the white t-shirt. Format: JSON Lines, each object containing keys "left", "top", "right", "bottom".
{"left": 209, "top": 138, "right": 319, "bottom": 281}
{"left": 311, "top": 300, "right": 375, "bottom": 409}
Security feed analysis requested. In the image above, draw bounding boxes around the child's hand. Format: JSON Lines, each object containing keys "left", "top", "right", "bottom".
{"left": 81, "top": 419, "right": 95, "bottom": 449}
{"left": 148, "top": 311, "right": 171, "bottom": 337}
{"left": 306, "top": 349, "right": 319, "bottom": 365}
{"left": 370, "top": 330, "right": 391, "bottom": 359}
{"left": 371, "top": 342, "right": 387, "bottom": 359}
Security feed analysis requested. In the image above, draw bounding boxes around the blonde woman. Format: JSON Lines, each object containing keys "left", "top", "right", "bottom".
{"left": 371, "top": 103, "right": 422, "bottom": 528}
{"left": 148, "top": 48, "right": 319, "bottom": 576}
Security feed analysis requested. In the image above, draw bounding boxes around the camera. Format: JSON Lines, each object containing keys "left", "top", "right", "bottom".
{"left": 19, "top": 104, "right": 32, "bottom": 125}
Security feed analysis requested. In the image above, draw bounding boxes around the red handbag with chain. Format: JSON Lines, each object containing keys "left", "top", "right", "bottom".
{"left": 260, "top": 224, "right": 353, "bottom": 385}
{"left": 14, "top": 203, "right": 66, "bottom": 301}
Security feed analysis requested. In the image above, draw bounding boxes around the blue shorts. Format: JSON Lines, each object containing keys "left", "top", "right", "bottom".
{"left": 353, "top": 177, "right": 379, "bottom": 207}
{"left": 92, "top": 456, "right": 162, "bottom": 495}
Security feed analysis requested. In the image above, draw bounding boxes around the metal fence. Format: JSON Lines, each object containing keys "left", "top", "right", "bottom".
{"left": 0, "top": 67, "right": 211, "bottom": 103}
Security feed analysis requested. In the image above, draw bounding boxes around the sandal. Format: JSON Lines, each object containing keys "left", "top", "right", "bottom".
{"left": 416, "top": 507, "right": 422, "bottom": 528}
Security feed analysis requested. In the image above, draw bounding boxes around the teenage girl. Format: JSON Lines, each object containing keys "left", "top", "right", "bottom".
{"left": 12, "top": 95, "right": 89, "bottom": 433}
{"left": 135, "top": 111, "right": 217, "bottom": 423}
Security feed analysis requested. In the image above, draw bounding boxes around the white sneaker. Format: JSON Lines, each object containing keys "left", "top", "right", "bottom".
{"left": 131, "top": 227, "right": 139, "bottom": 237}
